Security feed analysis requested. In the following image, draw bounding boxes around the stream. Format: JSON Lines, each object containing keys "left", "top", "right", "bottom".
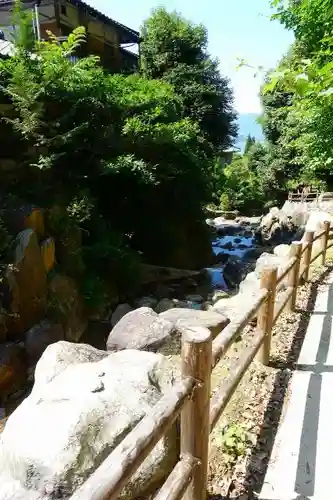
{"left": 205, "top": 226, "right": 258, "bottom": 291}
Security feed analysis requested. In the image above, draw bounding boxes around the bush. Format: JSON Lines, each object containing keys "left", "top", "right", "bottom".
{"left": 220, "top": 192, "right": 230, "bottom": 211}
{"left": 0, "top": 19, "right": 217, "bottom": 311}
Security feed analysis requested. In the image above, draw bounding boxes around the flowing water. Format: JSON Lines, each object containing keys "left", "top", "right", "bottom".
{"left": 206, "top": 233, "right": 256, "bottom": 291}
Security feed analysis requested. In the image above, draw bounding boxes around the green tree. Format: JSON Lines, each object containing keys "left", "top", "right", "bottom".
{"left": 266, "top": 0, "right": 333, "bottom": 188}
{"left": 214, "top": 153, "right": 265, "bottom": 213}
{"left": 0, "top": 23, "right": 213, "bottom": 274}
{"left": 140, "top": 7, "right": 238, "bottom": 155}
{"left": 244, "top": 134, "right": 256, "bottom": 155}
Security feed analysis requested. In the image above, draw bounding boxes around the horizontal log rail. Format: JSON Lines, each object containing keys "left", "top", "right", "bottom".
{"left": 288, "top": 190, "right": 320, "bottom": 202}
{"left": 314, "top": 228, "right": 327, "bottom": 241}
{"left": 210, "top": 327, "right": 266, "bottom": 431}
{"left": 211, "top": 287, "right": 269, "bottom": 368}
{"left": 276, "top": 256, "right": 297, "bottom": 286}
{"left": 69, "top": 219, "right": 333, "bottom": 500}
{"left": 300, "top": 240, "right": 310, "bottom": 255}
{"left": 153, "top": 455, "right": 199, "bottom": 500}
{"left": 69, "top": 377, "right": 195, "bottom": 500}
{"left": 311, "top": 248, "right": 325, "bottom": 265}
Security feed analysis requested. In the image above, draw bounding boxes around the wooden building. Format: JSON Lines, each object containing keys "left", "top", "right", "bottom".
{"left": 0, "top": 0, "right": 139, "bottom": 73}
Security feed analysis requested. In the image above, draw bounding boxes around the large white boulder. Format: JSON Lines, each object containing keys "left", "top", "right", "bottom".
{"left": 0, "top": 342, "right": 178, "bottom": 499}
{"left": 305, "top": 211, "right": 331, "bottom": 233}
{"left": 273, "top": 244, "right": 291, "bottom": 258}
{"left": 281, "top": 201, "right": 310, "bottom": 226}
{"left": 254, "top": 252, "right": 289, "bottom": 282}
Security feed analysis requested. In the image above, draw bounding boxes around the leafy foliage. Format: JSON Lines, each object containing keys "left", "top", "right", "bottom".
{"left": 213, "top": 153, "right": 266, "bottom": 213}
{"left": 244, "top": 134, "right": 256, "bottom": 155}
{"left": 140, "top": 7, "right": 238, "bottom": 155}
{"left": 263, "top": 1, "right": 333, "bottom": 188}
{"left": 215, "top": 423, "right": 254, "bottom": 467}
{"left": 1, "top": 8, "right": 235, "bottom": 308}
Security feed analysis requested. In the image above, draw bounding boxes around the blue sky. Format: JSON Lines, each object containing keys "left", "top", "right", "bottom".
{"left": 87, "top": 0, "right": 294, "bottom": 114}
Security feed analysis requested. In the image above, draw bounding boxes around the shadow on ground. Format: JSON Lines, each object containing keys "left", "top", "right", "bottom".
{"left": 208, "top": 264, "right": 333, "bottom": 500}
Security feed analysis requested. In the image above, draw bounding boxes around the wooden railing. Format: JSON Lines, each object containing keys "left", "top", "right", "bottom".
{"left": 288, "top": 190, "right": 320, "bottom": 203}
{"left": 69, "top": 220, "right": 333, "bottom": 500}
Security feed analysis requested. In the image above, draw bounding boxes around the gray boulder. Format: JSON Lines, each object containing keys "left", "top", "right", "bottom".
{"left": 25, "top": 320, "right": 64, "bottom": 364}
{"left": 111, "top": 303, "right": 133, "bottom": 327}
{"left": 259, "top": 207, "right": 297, "bottom": 245}
{"left": 220, "top": 241, "right": 233, "bottom": 250}
{"left": 155, "top": 298, "right": 175, "bottom": 313}
{"left": 0, "top": 342, "right": 178, "bottom": 500}
{"left": 160, "top": 308, "right": 229, "bottom": 338}
{"left": 107, "top": 307, "right": 174, "bottom": 352}
{"left": 214, "top": 273, "right": 266, "bottom": 324}
{"left": 134, "top": 296, "right": 158, "bottom": 309}
{"left": 213, "top": 293, "right": 257, "bottom": 323}
{"left": 184, "top": 294, "right": 204, "bottom": 304}
{"left": 237, "top": 253, "right": 289, "bottom": 305}
{"left": 260, "top": 207, "right": 280, "bottom": 232}
{"left": 223, "top": 256, "right": 245, "bottom": 287}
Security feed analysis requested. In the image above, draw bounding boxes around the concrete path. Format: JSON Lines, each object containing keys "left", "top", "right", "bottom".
{"left": 260, "top": 271, "right": 333, "bottom": 500}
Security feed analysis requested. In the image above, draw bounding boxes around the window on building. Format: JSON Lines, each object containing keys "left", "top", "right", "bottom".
{"left": 61, "top": 5, "right": 67, "bottom": 16}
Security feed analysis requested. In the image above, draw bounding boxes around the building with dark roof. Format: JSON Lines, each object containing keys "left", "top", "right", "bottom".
{"left": 0, "top": 0, "right": 140, "bottom": 73}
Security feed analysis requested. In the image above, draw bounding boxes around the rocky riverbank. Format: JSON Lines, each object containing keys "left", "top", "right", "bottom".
{"left": 0, "top": 203, "right": 331, "bottom": 499}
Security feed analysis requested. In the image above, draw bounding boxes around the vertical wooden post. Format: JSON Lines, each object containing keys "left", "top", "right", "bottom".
{"left": 257, "top": 266, "right": 277, "bottom": 366}
{"left": 287, "top": 241, "right": 302, "bottom": 312}
{"left": 320, "top": 221, "right": 330, "bottom": 266}
{"left": 180, "top": 324, "right": 212, "bottom": 500}
{"left": 302, "top": 230, "right": 314, "bottom": 282}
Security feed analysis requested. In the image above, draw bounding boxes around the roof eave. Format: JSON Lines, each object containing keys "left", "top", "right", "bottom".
{"left": 0, "top": 0, "right": 140, "bottom": 44}
{"left": 66, "top": 0, "right": 139, "bottom": 44}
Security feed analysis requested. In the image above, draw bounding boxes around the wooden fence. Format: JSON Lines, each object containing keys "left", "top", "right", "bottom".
{"left": 287, "top": 190, "right": 320, "bottom": 203}
{"left": 69, "top": 221, "right": 333, "bottom": 500}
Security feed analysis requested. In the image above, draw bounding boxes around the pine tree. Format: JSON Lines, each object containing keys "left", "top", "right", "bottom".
{"left": 244, "top": 134, "right": 256, "bottom": 155}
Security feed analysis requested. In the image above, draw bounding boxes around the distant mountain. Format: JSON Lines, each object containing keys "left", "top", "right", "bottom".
{"left": 235, "top": 113, "right": 264, "bottom": 152}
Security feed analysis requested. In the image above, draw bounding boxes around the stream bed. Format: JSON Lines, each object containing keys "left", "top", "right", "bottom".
{"left": 205, "top": 229, "right": 258, "bottom": 291}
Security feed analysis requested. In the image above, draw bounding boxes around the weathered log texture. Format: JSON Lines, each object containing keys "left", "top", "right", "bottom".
{"left": 288, "top": 242, "right": 302, "bottom": 312}
{"left": 257, "top": 266, "right": 277, "bottom": 366}
{"left": 302, "top": 230, "right": 314, "bottom": 281}
{"left": 320, "top": 221, "right": 330, "bottom": 265}
{"left": 153, "top": 454, "right": 198, "bottom": 500}
{"left": 180, "top": 324, "right": 212, "bottom": 500}
{"left": 212, "top": 288, "right": 269, "bottom": 368}
{"left": 210, "top": 326, "right": 265, "bottom": 431}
